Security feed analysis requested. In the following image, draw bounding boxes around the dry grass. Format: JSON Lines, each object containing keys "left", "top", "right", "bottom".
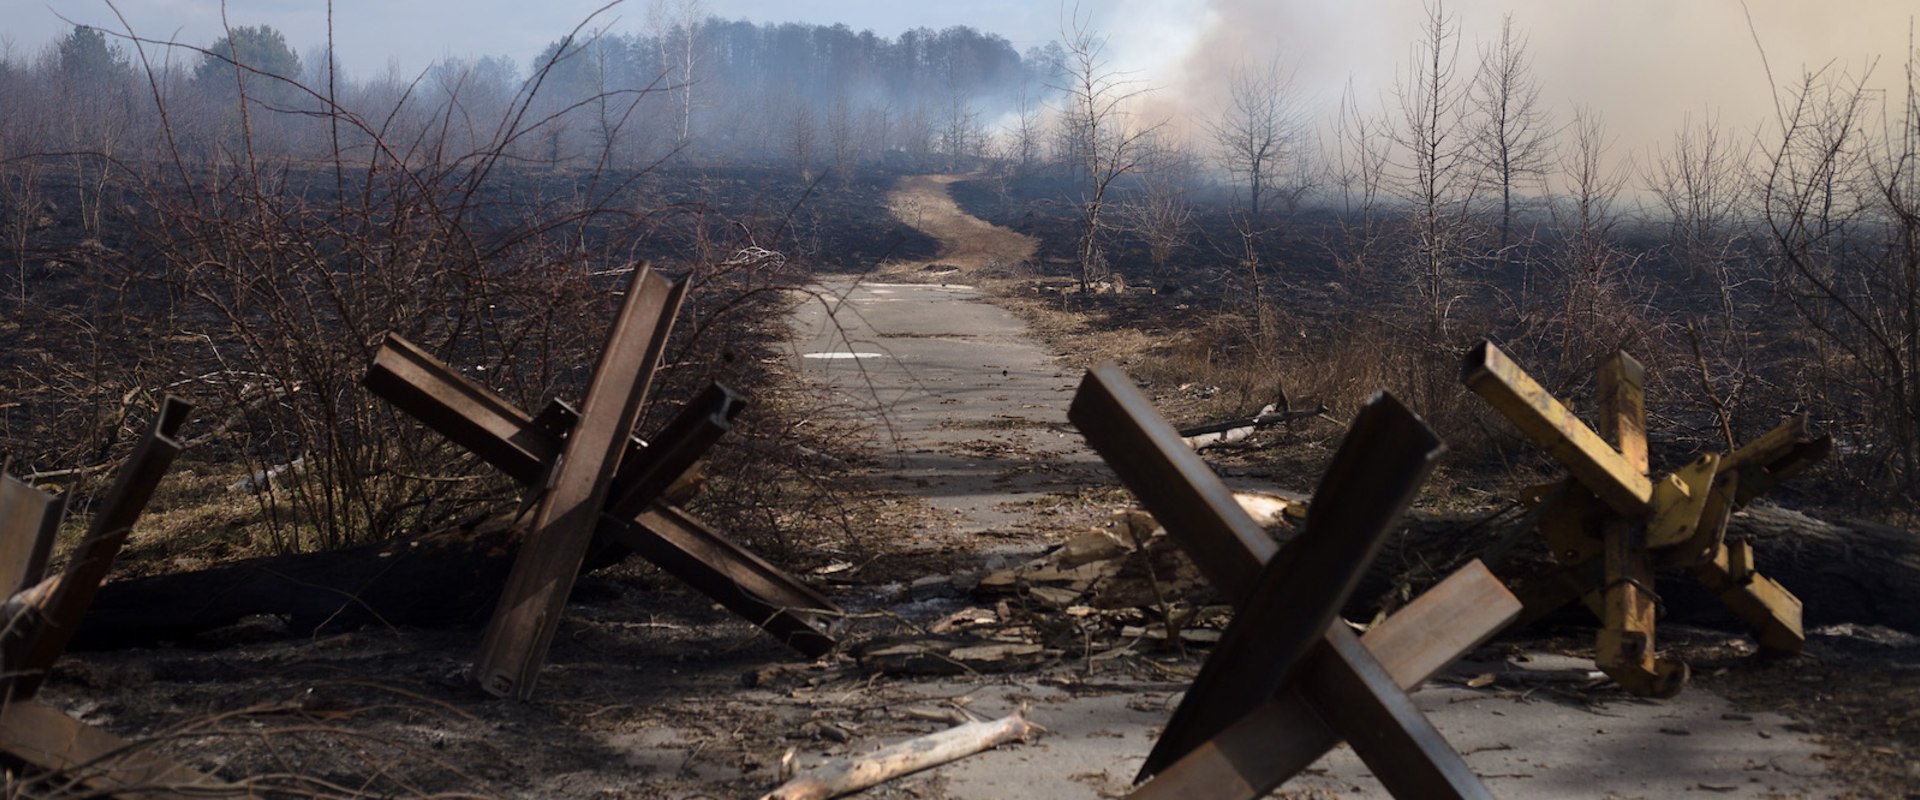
{"left": 982, "top": 277, "right": 1547, "bottom": 506}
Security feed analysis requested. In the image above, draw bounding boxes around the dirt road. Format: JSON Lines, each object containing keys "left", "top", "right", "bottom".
{"left": 782, "top": 175, "right": 1841, "bottom": 798}
{"left": 885, "top": 174, "right": 1035, "bottom": 270}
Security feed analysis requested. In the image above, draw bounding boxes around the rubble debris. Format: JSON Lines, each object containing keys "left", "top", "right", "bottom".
{"left": 977, "top": 494, "right": 1301, "bottom": 611}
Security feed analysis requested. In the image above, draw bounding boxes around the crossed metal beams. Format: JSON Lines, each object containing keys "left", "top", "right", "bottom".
{"left": 1, "top": 397, "right": 224, "bottom": 796}
{"left": 1069, "top": 365, "right": 1519, "bottom": 799}
{"left": 364, "top": 266, "right": 839, "bottom": 700}
{"left": 1464, "top": 341, "right": 1825, "bottom": 696}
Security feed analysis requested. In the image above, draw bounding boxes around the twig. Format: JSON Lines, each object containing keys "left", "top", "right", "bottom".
{"left": 1687, "top": 321, "right": 1737, "bottom": 450}
{"left": 20, "top": 462, "right": 117, "bottom": 482}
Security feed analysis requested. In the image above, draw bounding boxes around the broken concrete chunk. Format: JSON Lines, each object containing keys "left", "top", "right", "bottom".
{"left": 1025, "top": 585, "right": 1083, "bottom": 608}
{"left": 1058, "top": 529, "right": 1131, "bottom": 568}
{"left": 974, "top": 492, "right": 1300, "bottom": 613}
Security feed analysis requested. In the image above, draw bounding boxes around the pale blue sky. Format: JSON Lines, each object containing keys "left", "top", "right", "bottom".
{"left": 2, "top": 0, "right": 1914, "bottom": 165}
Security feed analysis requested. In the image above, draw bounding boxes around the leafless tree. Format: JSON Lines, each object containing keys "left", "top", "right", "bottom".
{"left": 1006, "top": 89, "right": 1045, "bottom": 176}
{"left": 898, "top": 102, "right": 934, "bottom": 167}
{"left": 1469, "top": 14, "right": 1552, "bottom": 251}
{"left": 1119, "top": 131, "right": 1195, "bottom": 283}
{"left": 646, "top": 0, "right": 704, "bottom": 149}
{"left": 937, "top": 89, "right": 984, "bottom": 170}
{"left": 1324, "top": 78, "right": 1396, "bottom": 288}
{"left": 1645, "top": 112, "right": 1750, "bottom": 291}
{"left": 1643, "top": 110, "right": 1757, "bottom": 437}
{"left": 1208, "top": 60, "right": 1303, "bottom": 219}
{"left": 1, "top": 156, "right": 46, "bottom": 312}
{"left": 1547, "top": 106, "right": 1639, "bottom": 375}
{"left": 788, "top": 102, "right": 816, "bottom": 180}
{"left": 827, "top": 92, "right": 858, "bottom": 187}
{"left": 861, "top": 103, "right": 892, "bottom": 157}
{"left": 1758, "top": 56, "right": 1920, "bottom": 497}
{"left": 1052, "top": 10, "right": 1159, "bottom": 291}
{"left": 1392, "top": 0, "right": 1479, "bottom": 332}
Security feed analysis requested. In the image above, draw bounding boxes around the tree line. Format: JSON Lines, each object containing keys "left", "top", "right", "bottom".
{"left": 0, "top": 16, "right": 1058, "bottom": 176}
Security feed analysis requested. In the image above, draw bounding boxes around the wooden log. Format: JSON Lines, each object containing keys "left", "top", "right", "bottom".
{"left": 65, "top": 501, "right": 1916, "bottom": 653}
{"left": 759, "top": 709, "right": 1040, "bottom": 800}
{"left": 1404, "top": 502, "right": 1920, "bottom": 638}
{"left": 1665, "top": 504, "right": 1920, "bottom": 635}
{"left": 67, "top": 517, "right": 625, "bottom": 649}
{"left": 1178, "top": 406, "right": 1326, "bottom": 450}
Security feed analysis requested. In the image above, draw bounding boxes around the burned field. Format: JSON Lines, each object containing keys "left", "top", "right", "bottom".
{"left": 6, "top": 4, "right": 1920, "bottom": 797}
{"left": 0, "top": 160, "right": 1916, "bottom": 800}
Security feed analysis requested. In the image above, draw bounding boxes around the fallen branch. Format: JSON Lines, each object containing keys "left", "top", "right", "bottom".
{"left": 759, "top": 708, "right": 1041, "bottom": 800}
{"left": 1179, "top": 404, "right": 1326, "bottom": 450}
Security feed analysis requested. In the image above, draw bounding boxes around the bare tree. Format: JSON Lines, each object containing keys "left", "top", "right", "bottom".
{"left": 646, "top": 0, "right": 704, "bottom": 149}
{"left": 1469, "top": 13, "right": 1552, "bottom": 251}
{"left": 937, "top": 89, "right": 984, "bottom": 170}
{"left": 1053, "top": 11, "right": 1159, "bottom": 291}
{"left": 1208, "top": 60, "right": 1302, "bottom": 219}
{"left": 1644, "top": 110, "right": 1757, "bottom": 438}
{"left": 1392, "top": 0, "right": 1478, "bottom": 332}
{"left": 1119, "top": 131, "right": 1195, "bottom": 284}
{"left": 1645, "top": 112, "right": 1749, "bottom": 289}
{"left": 1006, "top": 88, "right": 1045, "bottom": 176}
{"left": 861, "top": 102, "right": 892, "bottom": 159}
{"left": 827, "top": 92, "right": 858, "bottom": 187}
{"left": 54, "top": 26, "right": 135, "bottom": 237}
{"left": 1, "top": 156, "right": 46, "bottom": 312}
{"left": 1547, "top": 106, "right": 1637, "bottom": 374}
{"left": 1325, "top": 78, "right": 1396, "bottom": 287}
{"left": 788, "top": 102, "right": 816, "bottom": 180}
{"left": 898, "top": 102, "right": 934, "bottom": 168}
{"left": 1758, "top": 57, "right": 1920, "bottom": 497}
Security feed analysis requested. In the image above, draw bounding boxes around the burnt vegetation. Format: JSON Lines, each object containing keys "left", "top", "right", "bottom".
{"left": 0, "top": 3, "right": 1910, "bottom": 561}
{"left": 0, "top": 2, "right": 1918, "bottom": 797}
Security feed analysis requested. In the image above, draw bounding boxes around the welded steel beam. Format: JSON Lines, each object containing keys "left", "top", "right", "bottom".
{"left": 1128, "top": 562, "right": 1518, "bottom": 800}
{"left": 473, "top": 267, "right": 686, "bottom": 699}
{"left": 1067, "top": 363, "right": 1275, "bottom": 602}
{"left": 365, "top": 332, "right": 838, "bottom": 663}
{"left": 365, "top": 334, "right": 558, "bottom": 486}
{"left": 1592, "top": 354, "right": 1688, "bottom": 697}
{"left": 1068, "top": 366, "right": 1505, "bottom": 799}
{"left": 1134, "top": 390, "right": 1446, "bottom": 778}
{"left": 1308, "top": 625, "right": 1494, "bottom": 799}
{"left": 1462, "top": 342, "right": 1821, "bottom": 694}
{"left": 0, "top": 473, "right": 63, "bottom": 597}
{"left": 621, "top": 503, "right": 838, "bottom": 658}
{"left": 8, "top": 396, "right": 191, "bottom": 700}
{"left": 0, "top": 398, "right": 222, "bottom": 796}
{"left": 1462, "top": 341, "right": 1653, "bottom": 516}
{"left": 0, "top": 699, "right": 222, "bottom": 797}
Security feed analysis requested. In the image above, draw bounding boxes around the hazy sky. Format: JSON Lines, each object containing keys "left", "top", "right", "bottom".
{"left": 2, "top": 1, "right": 1915, "bottom": 167}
